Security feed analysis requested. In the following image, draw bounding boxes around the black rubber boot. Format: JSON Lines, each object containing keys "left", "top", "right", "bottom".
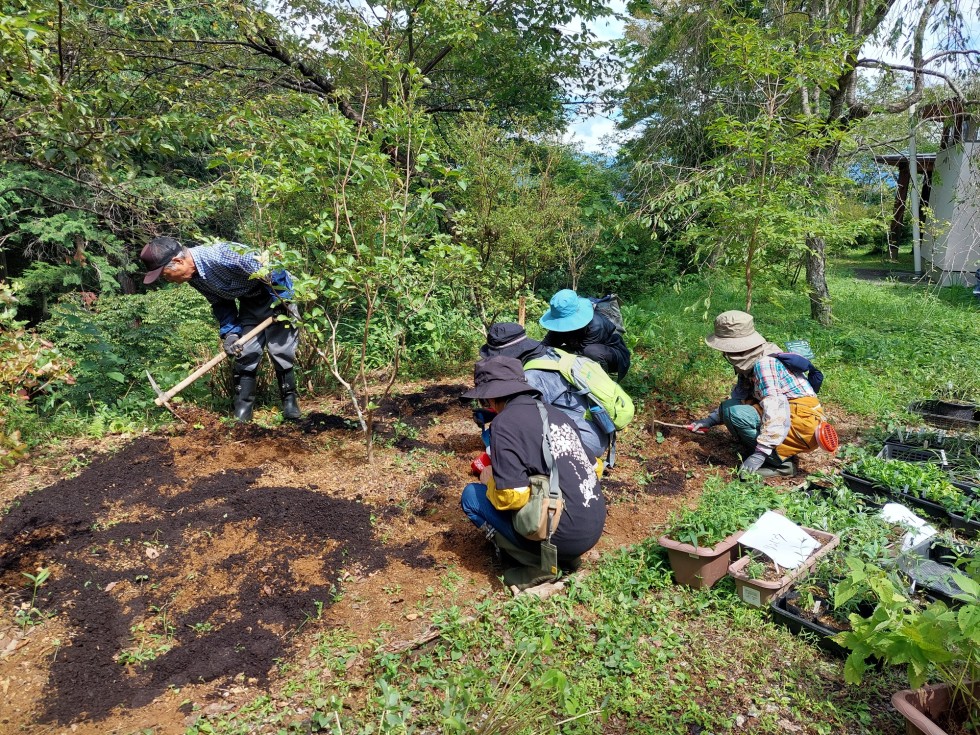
{"left": 276, "top": 368, "right": 301, "bottom": 421}
{"left": 758, "top": 455, "right": 797, "bottom": 478}
{"left": 233, "top": 371, "right": 257, "bottom": 422}
{"left": 503, "top": 566, "right": 557, "bottom": 591}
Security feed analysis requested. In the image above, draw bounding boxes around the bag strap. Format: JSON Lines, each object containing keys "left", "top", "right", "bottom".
{"left": 535, "top": 401, "right": 562, "bottom": 541}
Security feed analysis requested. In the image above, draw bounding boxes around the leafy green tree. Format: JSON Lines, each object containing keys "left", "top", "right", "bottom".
{"left": 641, "top": 10, "right": 883, "bottom": 312}
{"left": 442, "top": 115, "right": 620, "bottom": 325}
{"left": 619, "top": 0, "right": 980, "bottom": 325}
{"left": 201, "top": 46, "right": 471, "bottom": 460}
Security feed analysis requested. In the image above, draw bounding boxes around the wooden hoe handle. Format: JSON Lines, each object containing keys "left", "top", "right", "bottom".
{"left": 154, "top": 316, "right": 275, "bottom": 406}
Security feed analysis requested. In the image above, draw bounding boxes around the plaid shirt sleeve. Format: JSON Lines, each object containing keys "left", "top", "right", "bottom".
{"left": 753, "top": 356, "right": 815, "bottom": 400}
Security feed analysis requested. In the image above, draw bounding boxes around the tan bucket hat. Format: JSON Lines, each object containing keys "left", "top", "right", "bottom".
{"left": 704, "top": 310, "right": 767, "bottom": 352}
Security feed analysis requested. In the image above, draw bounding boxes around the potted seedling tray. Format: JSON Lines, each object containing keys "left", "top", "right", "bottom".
{"left": 896, "top": 492, "right": 952, "bottom": 525}
{"left": 658, "top": 532, "right": 744, "bottom": 589}
{"left": 878, "top": 443, "right": 949, "bottom": 466}
{"left": 947, "top": 511, "right": 980, "bottom": 539}
{"left": 840, "top": 472, "right": 892, "bottom": 501}
{"left": 658, "top": 476, "right": 787, "bottom": 589}
{"left": 898, "top": 538, "right": 977, "bottom": 608}
{"left": 770, "top": 582, "right": 872, "bottom": 658}
{"left": 842, "top": 454, "right": 980, "bottom": 531}
{"left": 728, "top": 528, "right": 840, "bottom": 608}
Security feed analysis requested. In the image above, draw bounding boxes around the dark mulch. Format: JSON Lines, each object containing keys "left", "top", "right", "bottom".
{"left": 0, "top": 436, "right": 430, "bottom": 724}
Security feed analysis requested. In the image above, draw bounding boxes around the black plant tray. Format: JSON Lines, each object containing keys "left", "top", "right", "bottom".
{"left": 840, "top": 472, "right": 978, "bottom": 529}
{"left": 896, "top": 492, "right": 951, "bottom": 524}
{"left": 840, "top": 472, "right": 890, "bottom": 500}
{"left": 898, "top": 538, "right": 977, "bottom": 606}
{"left": 948, "top": 512, "right": 980, "bottom": 539}
{"left": 909, "top": 400, "right": 980, "bottom": 430}
{"left": 771, "top": 587, "right": 878, "bottom": 659}
{"left": 770, "top": 591, "right": 851, "bottom": 658}
{"left": 878, "top": 442, "right": 948, "bottom": 466}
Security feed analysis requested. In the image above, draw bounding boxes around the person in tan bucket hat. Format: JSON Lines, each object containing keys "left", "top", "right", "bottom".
{"left": 687, "top": 311, "right": 826, "bottom": 478}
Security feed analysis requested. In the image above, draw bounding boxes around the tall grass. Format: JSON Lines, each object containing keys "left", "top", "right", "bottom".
{"left": 623, "top": 250, "right": 980, "bottom": 419}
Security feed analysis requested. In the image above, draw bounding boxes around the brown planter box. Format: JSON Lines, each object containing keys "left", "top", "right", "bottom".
{"left": 658, "top": 531, "right": 744, "bottom": 589}
{"left": 728, "top": 528, "right": 840, "bottom": 607}
{"left": 892, "top": 682, "right": 980, "bottom": 735}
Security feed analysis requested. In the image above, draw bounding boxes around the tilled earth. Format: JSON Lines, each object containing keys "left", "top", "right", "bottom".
{"left": 0, "top": 380, "right": 853, "bottom": 734}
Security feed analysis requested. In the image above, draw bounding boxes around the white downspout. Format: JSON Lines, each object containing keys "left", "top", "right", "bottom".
{"left": 910, "top": 100, "right": 922, "bottom": 275}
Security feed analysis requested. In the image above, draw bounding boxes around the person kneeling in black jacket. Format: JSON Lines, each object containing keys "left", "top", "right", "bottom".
{"left": 459, "top": 356, "right": 607, "bottom": 591}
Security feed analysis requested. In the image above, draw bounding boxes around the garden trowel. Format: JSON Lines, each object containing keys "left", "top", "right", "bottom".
{"left": 146, "top": 316, "right": 275, "bottom": 413}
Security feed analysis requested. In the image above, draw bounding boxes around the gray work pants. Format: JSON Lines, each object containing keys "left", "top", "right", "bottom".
{"left": 234, "top": 297, "right": 298, "bottom": 374}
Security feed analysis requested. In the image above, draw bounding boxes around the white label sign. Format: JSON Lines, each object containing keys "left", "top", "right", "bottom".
{"left": 739, "top": 511, "right": 819, "bottom": 569}
{"left": 741, "top": 585, "right": 762, "bottom": 607}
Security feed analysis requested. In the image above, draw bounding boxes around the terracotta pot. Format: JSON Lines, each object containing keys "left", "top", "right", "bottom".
{"left": 658, "top": 531, "right": 744, "bottom": 589}
{"left": 892, "top": 682, "right": 980, "bottom": 735}
{"left": 728, "top": 527, "right": 840, "bottom": 607}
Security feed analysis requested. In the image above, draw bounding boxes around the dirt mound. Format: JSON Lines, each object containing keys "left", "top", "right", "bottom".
{"left": 0, "top": 435, "right": 431, "bottom": 724}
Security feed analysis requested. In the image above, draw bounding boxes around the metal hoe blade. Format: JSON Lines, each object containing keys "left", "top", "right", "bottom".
{"left": 145, "top": 370, "right": 186, "bottom": 422}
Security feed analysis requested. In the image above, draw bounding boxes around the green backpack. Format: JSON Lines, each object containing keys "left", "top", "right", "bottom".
{"left": 525, "top": 349, "right": 635, "bottom": 431}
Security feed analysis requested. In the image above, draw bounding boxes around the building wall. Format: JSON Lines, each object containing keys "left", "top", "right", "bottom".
{"left": 923, "top": 119, "right": 980, "bottom": 286}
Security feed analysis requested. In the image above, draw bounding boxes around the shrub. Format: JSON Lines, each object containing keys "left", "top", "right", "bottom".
{"left": 39, "top": 287, "right": 218, "bottom": 416}
{"left": 0, "top": 282, "right": 75, "bottom": 461}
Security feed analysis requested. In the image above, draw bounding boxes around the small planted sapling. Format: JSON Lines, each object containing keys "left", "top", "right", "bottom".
{"left": 16, "top": 567, "right": 51, "bottom": 630}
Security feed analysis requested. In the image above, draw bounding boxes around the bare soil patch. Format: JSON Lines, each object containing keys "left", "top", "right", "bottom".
{"left": 0, "top": 381, "right": 857, "bottom": 734}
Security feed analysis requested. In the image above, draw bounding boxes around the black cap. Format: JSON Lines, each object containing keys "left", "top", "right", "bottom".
{"left": 479, "top": 322, "right": 549, "bottom": 362}
{"left": 140, "top": 237, "right": 183, "bottom": 284}
{"left": 461, "top": 356, "right": 540, "bottom": 401}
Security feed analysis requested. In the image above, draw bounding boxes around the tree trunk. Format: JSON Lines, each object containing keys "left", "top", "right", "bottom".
{"left": 806, "top": 235, "right": 831, "bottom": 326}
{"left": 805, "top": 143, "right": 839, "bottom": 326}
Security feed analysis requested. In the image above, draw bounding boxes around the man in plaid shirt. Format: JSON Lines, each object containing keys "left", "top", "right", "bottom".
{"left": 687, "top": 311, "right": 825, "bottom": 478}
{"left": 140, "top": 237, "right": 301, "bottom": 422}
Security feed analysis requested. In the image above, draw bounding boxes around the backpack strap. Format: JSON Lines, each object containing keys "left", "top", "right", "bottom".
{"left": 535, "top": 401, "right": 562, "bottom": 541}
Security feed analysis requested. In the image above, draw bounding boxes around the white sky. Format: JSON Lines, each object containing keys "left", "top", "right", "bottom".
{"left": 564, "top": 0, "right": 627, "bottom": 155}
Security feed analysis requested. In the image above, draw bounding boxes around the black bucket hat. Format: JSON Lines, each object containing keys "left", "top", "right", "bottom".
{"left": 461, "top": 356, "right": 541, "bottom": 401}
{"left": 479, "top": 322, "right": 549, "bottom": 362}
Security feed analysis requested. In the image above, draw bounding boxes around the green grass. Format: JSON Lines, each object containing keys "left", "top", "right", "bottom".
{"left": 184, "top": 481, "right": 919, "bottom": 734}
{"left": 186, "top": 541, "right": 906, "bottom": 735}
{"left": 623, "top": 248, "right": 980, "bottom": 420}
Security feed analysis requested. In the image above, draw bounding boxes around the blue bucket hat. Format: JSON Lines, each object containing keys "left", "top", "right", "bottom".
{"left": 539, "top": 289, "right": 594, "bottom": 332}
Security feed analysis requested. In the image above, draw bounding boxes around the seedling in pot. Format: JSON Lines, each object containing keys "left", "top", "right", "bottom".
{"left": 834, "top": 556, "right": 980, "bottom": 731}
{"left": 663, "top": 475, "right": 782, "bottom": 548}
